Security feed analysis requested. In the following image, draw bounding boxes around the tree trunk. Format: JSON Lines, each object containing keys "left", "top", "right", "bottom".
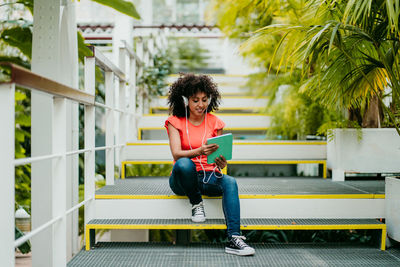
{"left": 348, "top": 107, "right": 362, "bottom": 126}
{"left": 362, "top": 94, "right": 381, "bottom": 128}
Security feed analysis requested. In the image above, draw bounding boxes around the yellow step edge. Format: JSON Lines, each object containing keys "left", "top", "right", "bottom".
{"left": 142, "top": 113, "right": 269, "bottom": 117}
{"left": 85, "top": 223, "right": 386, "bottom": 251}
{"left": 157, "top": 96, "right": 269, "bottom": 99}
{"left": 121, "top": 161, "right": 227, "bottom": 178}
{"left": 167, "top": 82, "right": 247, "bottom": 86}
{"left": 170, "top": 73, "right": 248, "bottom": 77}
{"left": 137, "top": 127, "right": 269, "bottom": 131}
{"left": 86, "top": 223, "right": 385, "bottom": 231}
{"left": 150, "top": 107, "right": 264, "bottom": 110}
{"left": 121, "top": 160, "right": 327, "bottom": 178}
{"left": 126, "top": 141, "right": 327, "bottom": 145}
{"left": 137, "top": 127, "right": 270, "bottom": 140}
{"left": 95, "top": 194, "right": 385, "bottom": 200}
{"left": 150, "top": 107, "right": 264, "bottom": 112}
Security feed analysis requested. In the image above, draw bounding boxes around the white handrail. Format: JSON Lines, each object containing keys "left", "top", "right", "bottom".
{"left": 1, "top": 32, "right": 157, "bottom": 266}
{"left": 14, "top": 197, "right": 94, "bottom": 248}
{"left": 88, "top": 46, "right": 127, "bottom": 83}
{"left": 66, "top": 148, "right": 92, "bottom": 156}
{"left": 14, "top": 154, "right": 63, "bottom": 166}
{"left": 121, "top": 40, "right": 144, "bottom": 66}
{"left": 94, "top": 102, "right": 125, "bottom": 113}
{"left": 66, "top": 197, "right": 94, "bottom": 216}
{"left": 1, "top": 63, "right": 95, "bottom": 105}
{"left": 94, "top": 144, "right": 125, "bottom": 151}
{"left": 13, "top": 144, "right": 127, "bottom": 166}
{"left": 15, "top": 216, "right": 62, "bottom": 248}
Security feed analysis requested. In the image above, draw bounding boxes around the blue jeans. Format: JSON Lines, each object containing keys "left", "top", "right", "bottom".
{"left": 169, "top": 157, "right": 240, "bottom": 238}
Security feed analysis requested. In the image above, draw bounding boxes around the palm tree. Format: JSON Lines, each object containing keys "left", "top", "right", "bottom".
{"left": 208, "top": 0, "right": 339, "bottom": 139}
{"left": 249, "top": 0, "right": 400, "bottom": 134}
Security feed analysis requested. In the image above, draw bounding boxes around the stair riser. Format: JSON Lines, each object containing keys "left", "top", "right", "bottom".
{"left": 123, "top": 143, "right": 326, "bottom": 161}
{"left": 151, "top": 98, "right": 268, "bottom": 109}
{"left": 94, "top": 198, "right": 384, "bottom": 220}
{"left": 167, "top": 75, "right": 248, "bottom": 84}
{"left": 138, "top": 115, "right": 271, "bottom": 129}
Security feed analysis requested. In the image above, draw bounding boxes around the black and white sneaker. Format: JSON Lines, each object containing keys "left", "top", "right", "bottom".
{"left": 225, "top": 235, "right": 255, "bottom": 256}
{"left": 191, "top": 202, "right": 206, "bottom": 223}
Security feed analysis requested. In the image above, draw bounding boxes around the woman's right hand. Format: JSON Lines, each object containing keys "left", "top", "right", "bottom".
{"left": 200, "top": 143, "right": 219, "bottom": 156}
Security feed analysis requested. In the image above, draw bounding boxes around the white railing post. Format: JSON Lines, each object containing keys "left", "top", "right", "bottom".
{"left": 31, "top": 1, "right": 59, "bottom": 266}
{"left": 129, "top": 53, "right": 137, "bottom": 140}
{"left": 143, "top": 41, "right": 151, "bottom": 114}
{"left": 136, "top": 38, "right": 144, "bottom": 117}
{"left": 84, "top": 57, "right": 96, "bottom": 229}
{"left": 66, "top": 100, "right": 80, "bottom": 258}
{"left": 105, "top": 71, "right": 115, "bottom": 185}
{"left": 0, "top": 83, "right": 15, "bottom": 267}
{"left": 52, "top": 97, "right": 67, "bottom": 266}
{"left": 118, "top": 47, "right": 127, "bottom": 175}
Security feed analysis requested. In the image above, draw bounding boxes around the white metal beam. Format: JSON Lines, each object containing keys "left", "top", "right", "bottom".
{"left": 84, "top": 57, "right": 96, "bottom": 230}
{"left": 52, "top": 97, "right": 67, "bottom": 267}
{"left": 105, "top": 71, "right": 115, "bottom": 185}
{"left": 0, "top": 83, "right": 15, "bottom": 267}
{"left": 59, "top": 0, "right": 80, "bottom": 258}
{"left": 129, "top": 56, "right": 137, "bottom": 140}
{"left": 31, "top": 1, "right": 61, "bottom": 266}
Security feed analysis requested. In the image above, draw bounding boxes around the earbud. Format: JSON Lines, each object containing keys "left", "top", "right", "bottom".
{"left": 182, "top": 96, "right": 188, "bottom": 107}
{"left": 182, "top": 95, "right": 212, "bottom": 107}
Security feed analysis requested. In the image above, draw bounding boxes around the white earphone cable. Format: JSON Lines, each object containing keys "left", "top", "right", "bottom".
{"left": 184, "top": 97, "right": 223, "bottom": 184}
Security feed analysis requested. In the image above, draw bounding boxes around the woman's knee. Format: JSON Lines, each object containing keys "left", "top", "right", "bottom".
{"left": 175, "top": 157, "right": 195, "bottom": 174}
{"left": 222, "top": 175, "right": 238, "bottom": 191}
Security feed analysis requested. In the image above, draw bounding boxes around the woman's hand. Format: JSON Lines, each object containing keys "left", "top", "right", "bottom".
{"left": 200, "top": 143, "right": 219, "bottom": 156}
{"left": 214, "top": 155, "right": 227, "bottom": 169}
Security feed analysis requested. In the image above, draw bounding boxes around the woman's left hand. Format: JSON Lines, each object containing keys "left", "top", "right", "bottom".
{"left": 214, "top": 155, "right": 227, "bottom": 170}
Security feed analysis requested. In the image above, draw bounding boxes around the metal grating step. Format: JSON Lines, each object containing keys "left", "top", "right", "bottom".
{"left": 85, "top": 218, "right": 386, "bottom": 251}
{"left": 95, "top": 177, "right": 385, "bottom": 199}
{"left": 69, "top": 242, "right": 400, "bottom": 267}
{"left": 87, "top": 218, "right": 384, "bottom": 226}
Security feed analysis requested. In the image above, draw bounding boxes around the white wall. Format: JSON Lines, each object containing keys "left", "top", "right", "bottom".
{"left": 328, "top": 128, "right": 400, "bottom": 181}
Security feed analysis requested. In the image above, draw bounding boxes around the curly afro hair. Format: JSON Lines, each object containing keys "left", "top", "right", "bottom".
{"left": 167, "top": 73, "right": 221, "bottom": 117}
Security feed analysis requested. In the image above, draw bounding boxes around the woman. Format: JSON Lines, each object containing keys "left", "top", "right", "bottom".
{"left": 164, "top": 73, "right": 255, "bottom": 256}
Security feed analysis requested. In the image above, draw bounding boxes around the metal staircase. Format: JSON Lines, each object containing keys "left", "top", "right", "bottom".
{"left": 3, "top": 2, "right": 399, "bottom": 265}
{"left": 73, "top": 74, "right": 391, "bottom": 266}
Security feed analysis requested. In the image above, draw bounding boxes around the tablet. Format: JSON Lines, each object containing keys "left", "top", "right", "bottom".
{"left": 206, "top": 133, "right": 233, "bottom": 164}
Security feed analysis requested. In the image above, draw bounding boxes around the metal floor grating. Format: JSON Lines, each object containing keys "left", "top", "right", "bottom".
{"left": 95, "top": 177, "right": 384, "bottom": 196}
{"left": 88, "top": 218, "right": 384, "bottom": 226}
{"left": 68, "top": 242, "right": 400, "bottom": 267}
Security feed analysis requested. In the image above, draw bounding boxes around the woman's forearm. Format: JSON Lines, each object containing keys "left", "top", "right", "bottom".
{"left": 172, "top": 147, "right": 202, "bottom": 161}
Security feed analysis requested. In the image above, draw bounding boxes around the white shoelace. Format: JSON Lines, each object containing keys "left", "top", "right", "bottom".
{"left": 231, "top": 235, "right": 248, "bottom": 248}
{"left": 192, "top": 203, "right": 205, "bottom": 215}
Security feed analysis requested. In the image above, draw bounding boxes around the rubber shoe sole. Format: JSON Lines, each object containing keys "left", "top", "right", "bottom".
{"left": 191, "top": 215, "right": 206, "bottom": 223}
{"left": 225, "top": 247, "right": 255, "bottom": 256}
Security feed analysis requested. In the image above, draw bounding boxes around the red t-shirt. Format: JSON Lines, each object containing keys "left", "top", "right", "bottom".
{"left": 164, "top": 113, "right": 225, "bottom": 172}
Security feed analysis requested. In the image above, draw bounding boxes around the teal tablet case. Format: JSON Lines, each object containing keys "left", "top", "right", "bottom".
{"left": 206, "top": 133, "right": 233, "bottom": 164}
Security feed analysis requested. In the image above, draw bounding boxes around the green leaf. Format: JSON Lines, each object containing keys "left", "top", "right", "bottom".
{"left": 15, "top": 91, "right": 27, "bottom": 101}
{"left": 77, "top": 31, "right": 93, "bottom": 64}
{"left": 0, "top": 26, "right": 32, "bottom": 59}
{"left": 16, "top": 113, "right": 31, "bottom": 127}
{"left": 15, "top": 129, "right": 25, "bottom": 142}
{"left": 0, "top": 56, "right": 30, "bottom": 69}
{"left": 91, "top": 0, "right": 140, "bottom": 19}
